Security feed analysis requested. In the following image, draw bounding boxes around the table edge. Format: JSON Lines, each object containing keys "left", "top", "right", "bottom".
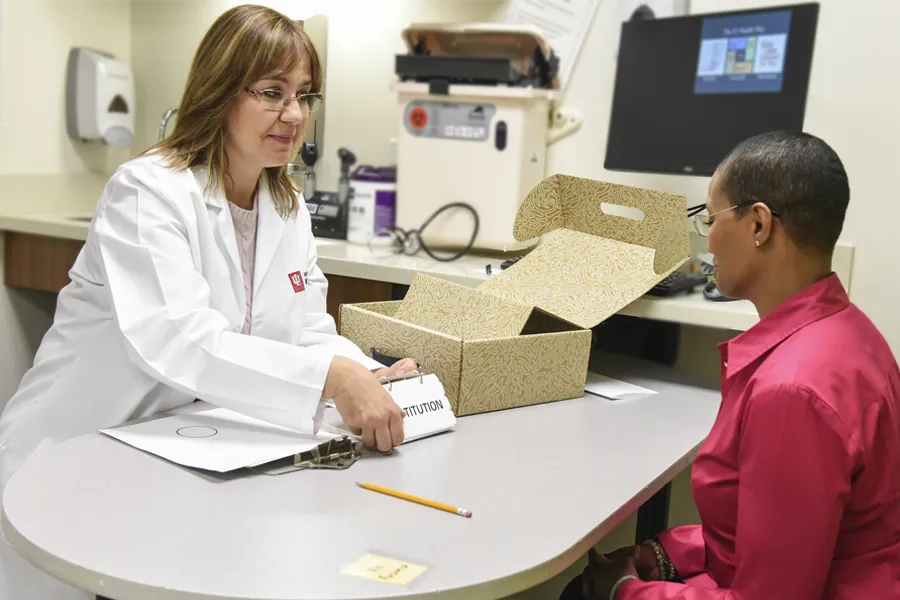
{"left": 1, "top": 439, "right": 703, "bottom": 600}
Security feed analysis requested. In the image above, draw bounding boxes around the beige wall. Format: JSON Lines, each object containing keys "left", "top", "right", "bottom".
{"left": 130, "top": 0, "right": 504, "bottom": 191}
{"left": 544, "top": 0, "right": 900, "bottom": 359}
{"left": 0, "top": 0, "right": 132, "bottom": 175}
{"left": 0, "top": 0, "right": 131, "bottom": 406}
{"left": 132, "top": 0, "right": 900, "bottom": 357}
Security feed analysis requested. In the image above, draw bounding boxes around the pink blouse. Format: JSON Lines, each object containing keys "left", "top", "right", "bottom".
{"left": 228, "top": 200, "right": 258, "bottom": 335}
{"left": 621, "top": 274, "right": 900, "bottom": 599}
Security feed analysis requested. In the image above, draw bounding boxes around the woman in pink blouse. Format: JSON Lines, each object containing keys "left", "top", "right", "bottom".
{"left": 576, "top": 131, "right": 900, "bottom": 600}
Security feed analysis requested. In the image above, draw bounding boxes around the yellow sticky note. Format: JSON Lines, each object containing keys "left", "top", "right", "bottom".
{"left": 341, "top": 553, "right": 428, "bottom": 585}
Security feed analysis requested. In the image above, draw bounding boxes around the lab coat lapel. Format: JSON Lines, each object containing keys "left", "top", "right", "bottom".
{"left": 200, "top": 174, "right": 244, "bottom": 307}
{"left": 254, "top": 178, "right": 286, "bottom": 296}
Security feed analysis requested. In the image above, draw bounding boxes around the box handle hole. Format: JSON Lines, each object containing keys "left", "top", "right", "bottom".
{"left": 600, "top": 203, "right": 645, "bottom": 222}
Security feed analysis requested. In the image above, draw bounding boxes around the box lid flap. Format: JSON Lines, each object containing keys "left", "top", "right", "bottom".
{"left": 395, "top": 274, "right": 533, "bottom": 339}
{"left": 402, "top": 22, "right": 552, "bottom": 60}
{"left": 477, "top": 174, "right": 691, "bottom": 329}
{"left": 400, "top": 23, "right": 559, "bottom": 90}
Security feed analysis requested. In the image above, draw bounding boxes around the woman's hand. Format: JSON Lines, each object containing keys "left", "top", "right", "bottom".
{"left": 635, "top": 543, "right": 663, "bottom": 581}
{"left": 372, "top": 358, "right": 418, "bottom": 380}
{"left": 324, "top": 356, "right": 405, "bottom": 453}
{"left": 582, "top": 547, "right": 639, "bottom": 600}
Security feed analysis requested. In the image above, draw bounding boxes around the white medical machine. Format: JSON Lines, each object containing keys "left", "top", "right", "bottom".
{"left": 393, "top": 24, "right": 581, "bottom": 253}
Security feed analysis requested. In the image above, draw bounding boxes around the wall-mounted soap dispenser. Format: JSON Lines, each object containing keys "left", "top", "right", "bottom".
{"left": 65, "top": 47, "right": 135, "bottom": 148}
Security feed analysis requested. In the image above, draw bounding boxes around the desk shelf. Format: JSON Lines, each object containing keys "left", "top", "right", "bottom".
{"left": 622, "top": 292, "right": 757, "bottom": 332}
{"left": 2, "top": 222, "right": 852, "bottom": 334}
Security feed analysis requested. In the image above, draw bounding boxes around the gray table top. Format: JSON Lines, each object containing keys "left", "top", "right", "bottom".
{"left": 1, "top": 357, "right": 721, "bottom": 600}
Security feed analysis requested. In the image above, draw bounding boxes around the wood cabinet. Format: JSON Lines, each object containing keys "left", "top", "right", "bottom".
{"left": 325, "top": 275, "right": 392, "bottom": 331}
{"left": 4, "top": 233, "right": 84, "bottom": 294}
{"left": 3, "top": 232, "right": 394, "bottom": 327}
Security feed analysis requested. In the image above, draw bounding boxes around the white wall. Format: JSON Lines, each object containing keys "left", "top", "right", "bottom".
{"left": 0, "top": 0, "right": 132, "bottom": 409}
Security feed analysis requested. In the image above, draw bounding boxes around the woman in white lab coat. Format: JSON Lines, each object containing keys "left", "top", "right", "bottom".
{"left": 0, "top": 6, "right": 411, "bottom": 600}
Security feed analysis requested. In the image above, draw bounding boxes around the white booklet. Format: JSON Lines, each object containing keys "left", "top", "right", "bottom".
{"left": 100, "top": 374, "right": 457, "bottom": 473}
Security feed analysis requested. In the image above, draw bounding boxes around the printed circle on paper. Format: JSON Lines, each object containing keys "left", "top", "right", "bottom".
{"left": 176, "top": 426, "right": 218, "bottom": 438}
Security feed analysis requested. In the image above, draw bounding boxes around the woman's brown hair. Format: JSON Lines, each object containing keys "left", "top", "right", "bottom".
{"left": 145, "top": 4, "right": 323, "bottom": 217}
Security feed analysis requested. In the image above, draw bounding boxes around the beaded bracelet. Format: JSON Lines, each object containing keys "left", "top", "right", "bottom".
{"left": 645, "top": 538, "right": 679, "bottom": 581}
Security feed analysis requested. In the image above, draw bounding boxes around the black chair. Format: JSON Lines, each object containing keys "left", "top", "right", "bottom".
{"left": 559, "top": 574, "right": 584, "bottom": 600}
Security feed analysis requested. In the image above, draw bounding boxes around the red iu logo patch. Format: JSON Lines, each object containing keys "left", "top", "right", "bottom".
{"left": 288, "top": 271, "right": 305, "bottom": 293}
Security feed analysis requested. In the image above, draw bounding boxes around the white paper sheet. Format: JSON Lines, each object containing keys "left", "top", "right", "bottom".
{"left": 323, "top": 374, "right": 456, "bottom": 443}
{"left": 505, "top": 0, "right": 603, "bottom": 91}
{"left": 389, "top": 374, "right": 456, "bottom": 442}
{"left": 101, "top": 406, "right": 341, "bottom": 473}
{"left": 585, "top": 372, "right": 657, "bottom": 401}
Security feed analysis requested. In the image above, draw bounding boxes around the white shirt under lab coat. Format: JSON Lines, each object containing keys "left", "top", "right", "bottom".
{"left": 0, "top": 154, "right": 381, "bottom": 600}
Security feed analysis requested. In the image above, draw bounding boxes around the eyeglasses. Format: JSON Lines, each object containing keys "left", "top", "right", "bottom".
{"left": 246, "top": 87, "right": 323, "bottom": 113}
{"left": 689, "top": 201, "right": 781, "bottom": 237}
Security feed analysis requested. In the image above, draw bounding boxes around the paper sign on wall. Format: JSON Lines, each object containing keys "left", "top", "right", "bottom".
{"left": 505, "top": 0, "right": 602, "bottom": 91}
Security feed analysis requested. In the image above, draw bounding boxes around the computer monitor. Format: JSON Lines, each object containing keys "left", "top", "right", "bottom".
{"left": 604, "top": 3, "right": 820, "bottom": 176}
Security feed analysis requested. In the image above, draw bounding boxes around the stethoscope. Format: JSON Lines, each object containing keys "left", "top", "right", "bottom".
{"left": 375, "top": 202, "right": 480, "bottom": 263}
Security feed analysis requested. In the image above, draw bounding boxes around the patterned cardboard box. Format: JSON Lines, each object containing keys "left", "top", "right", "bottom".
{"left": 340, "top": 174, "right": 691, "bottom": 416}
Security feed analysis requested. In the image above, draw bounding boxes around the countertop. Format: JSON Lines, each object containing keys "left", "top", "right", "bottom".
{"left": 0, "top": 173, "right": 854, "bottom": 332}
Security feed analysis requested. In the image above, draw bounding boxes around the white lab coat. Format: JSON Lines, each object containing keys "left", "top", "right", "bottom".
{"left": 0, "top": 154, "right": 382, "bottom": 600}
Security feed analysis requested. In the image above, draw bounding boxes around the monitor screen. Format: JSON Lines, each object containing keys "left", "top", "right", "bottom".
{"left": 694, "top": 10, "right": 792, "bottom": 94}
{"left": 605, "top": 3, "right": 819, "bottom": 176}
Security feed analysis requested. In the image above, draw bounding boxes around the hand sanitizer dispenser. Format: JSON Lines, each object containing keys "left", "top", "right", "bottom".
{"left": 66, "top": 47, "right": 135, "bottom": 148}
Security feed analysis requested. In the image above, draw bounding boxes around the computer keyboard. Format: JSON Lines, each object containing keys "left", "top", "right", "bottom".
{"left": 500, "top": 256, "right": 525, "bottom": 270}
{"left": 646, "top": 271, "right": 709, "bottom": 297}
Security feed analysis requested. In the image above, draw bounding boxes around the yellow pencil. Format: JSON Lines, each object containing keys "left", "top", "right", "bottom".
{"left": 355, "top": 481, "right": 473, "bottom": 518}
